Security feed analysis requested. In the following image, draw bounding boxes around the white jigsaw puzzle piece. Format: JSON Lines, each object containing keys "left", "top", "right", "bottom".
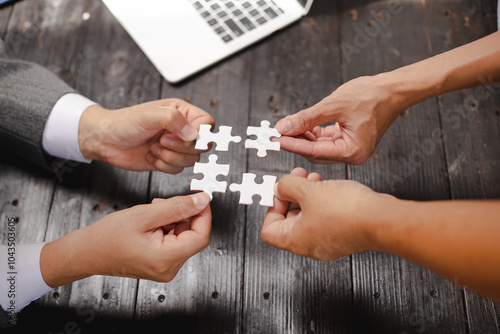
{"left": 229, "top": 173, "right": 277, "bottom": 207}
{"left": 245, "top": 120, "right": 282, "bottom": 157}
{"left": 190, "top": 154, "right": 230, "bottom": 200}
{"left": 195, "top": 124, "right": 242, "bottom": 151}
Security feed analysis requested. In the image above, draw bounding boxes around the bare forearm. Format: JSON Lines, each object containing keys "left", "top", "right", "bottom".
{"left": 380, "top": 31, "right": 500, "bottom": 109}
{"left": 369, "top": 200, "right": 500, "bottom": 299}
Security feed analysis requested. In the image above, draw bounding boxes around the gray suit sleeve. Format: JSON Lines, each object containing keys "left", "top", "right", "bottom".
{"left": 0, "top": 39, "right": 76, "bottom": 171}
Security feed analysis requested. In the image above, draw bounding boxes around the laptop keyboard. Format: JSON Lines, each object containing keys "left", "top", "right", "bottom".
{"left": 189, "top": 0, "right": 285, "bottom": 43}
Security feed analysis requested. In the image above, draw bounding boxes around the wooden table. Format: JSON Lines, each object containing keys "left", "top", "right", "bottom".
{"left": 1, "top": 0, "right": 499, "bottom": 333}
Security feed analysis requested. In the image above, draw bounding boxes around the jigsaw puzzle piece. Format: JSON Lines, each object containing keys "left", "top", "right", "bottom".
{"left": 245, "top": 120, "right": 282, "bottom": 157}
{"left": 195, "top": 124, "right": 242, "bottom": 151}
{"left": 229, "top": 173, "right": 277, "bottom": 207}
{"left": 190, "top": 154, "right": 230, "bottom": 200}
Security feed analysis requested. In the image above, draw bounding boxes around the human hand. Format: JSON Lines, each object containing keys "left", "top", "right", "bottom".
{"left": 274, "top": 74, "right": 408, "bottom": 165}
{"left": 78, "top": 98, "right": 215, "bottom": 174}
{"left": 40, "top": 192, "right": 211, "bottom": 287}
{"left": 261, "top": 168, "right": 396, "bottom": 260}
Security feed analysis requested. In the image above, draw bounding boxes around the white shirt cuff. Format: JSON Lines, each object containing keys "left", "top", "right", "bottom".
{"left": 42, "top": 93, "right": 97, "bottom": 163}
{"left": 0, "top": 243, "right": 53, "bottom": 313}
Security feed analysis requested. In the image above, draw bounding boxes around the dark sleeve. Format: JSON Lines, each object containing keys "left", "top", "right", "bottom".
{"left": 0, "top": 305, "right": 13, "bottom": 329}
{"left": 0, "top": 39, "right": 76, "bottom": 171}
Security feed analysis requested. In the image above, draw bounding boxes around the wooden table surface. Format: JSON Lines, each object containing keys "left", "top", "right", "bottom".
{"left": 1, "top": 0, "right": 499, "bottom": 333}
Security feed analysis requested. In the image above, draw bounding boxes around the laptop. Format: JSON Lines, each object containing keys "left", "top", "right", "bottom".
{"left": 103, "top": 0, "right": 314, "bottom": 83}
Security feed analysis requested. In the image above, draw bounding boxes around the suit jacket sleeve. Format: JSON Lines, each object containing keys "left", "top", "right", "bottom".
{"left": 0, "top": 39, "right": 76, "bottom": 171}
{"left": 0, "top": 305, "right": 11, "bottom": 329}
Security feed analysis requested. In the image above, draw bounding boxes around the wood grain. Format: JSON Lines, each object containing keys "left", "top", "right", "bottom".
{"left": 0, "top": 0, "right": 498, "bottom": 332}
{"left": 425, "top": 0, "right": 500, "bottom": 332}
{"left": 134, "top": 37, "right": 253, "bottom": 334}
{"left": 340, "top": 0, "right": 467, "bottom": 332}
{"left": 242, "top": 2, "right": 352, "bottom": 333}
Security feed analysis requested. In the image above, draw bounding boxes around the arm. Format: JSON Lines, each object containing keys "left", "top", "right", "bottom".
{"left": 0, "top": 40, "right": 215, "bottom": 174}
{"left": 261, "top": 168, "right": 500, "bottom": 300}
{"left": 275, "top": 31, "right": 500, "bottom": 164}
{"left": 77, "top": 99, "right": 214, "bottom": 174}
{"left": 0, "top": 40, "right": 76, "bottom": 170}
{"left": 0, "top": 192, "right": 211, "bottom": 312}
{"left": 40, "top": 192, "right": 211, "bottom": 288}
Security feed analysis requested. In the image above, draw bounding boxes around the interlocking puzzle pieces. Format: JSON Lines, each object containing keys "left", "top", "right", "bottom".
{"left": 229, "top": 173, "right": 277, "bottom": 207}
{"left": 190, "top": 154, "right": 230, "bottom": 200}
{"left": 245, "top": 120, "right": 282, "bottom": 158}
{"left": 195, "top": 124, "right": 242, "bottom": 151}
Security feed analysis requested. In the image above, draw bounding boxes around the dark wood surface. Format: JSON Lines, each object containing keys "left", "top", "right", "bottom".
{"left": 1, "top": 0, "right": 499, "bottom": 333}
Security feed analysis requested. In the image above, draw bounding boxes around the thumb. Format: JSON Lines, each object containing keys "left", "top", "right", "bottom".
{"left": 274, "top": 175, "right": 310, "bottom": 204}
{"left": 145, "top": 105, "right": 198, "bottom": 141}
{"left": 275, "top": 100, "right": 334, "bottom": 136}
{"left": 141, "top": 192, "right": 210, "bottom": 231}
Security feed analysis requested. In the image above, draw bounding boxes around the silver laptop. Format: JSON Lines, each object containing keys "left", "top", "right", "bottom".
{"left": 103, "top": 0, "right": 314, "bottom": 83}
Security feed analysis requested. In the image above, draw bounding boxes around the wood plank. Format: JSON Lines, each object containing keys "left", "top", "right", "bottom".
{"left": 424, "top": 0, "right": 500, "bottom": 332}
{"left": 34, "top": 1, "right": 160, "bottom": 333}
{"left": 0, "top": 0, "right": 52, "bottom": 254}
{"left": 0, "top": 0, "right": 94, "bottom": 330}
{"left": 0, "top": 5, "right": 12, "bottom": 38}
{"left": 339, "top": 0, "right": 468, "bottom": 332}
{"left": 134, "top": 42, "right": 252, "bottom": 334}
{"left": 0, "top": 1, "right": 155, "bottom": 332}
{"left": 242, "top": 2, "right": 352, "bottom": 333}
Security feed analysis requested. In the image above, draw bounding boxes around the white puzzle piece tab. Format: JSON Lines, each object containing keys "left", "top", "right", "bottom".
{"left": 190, "top": 154, "right": 230, "bottom": 200}
{"left": 245, "top": 120, "right": 282, "bottom": 157}
{"left": 229, "top": 173, "right": 277, "bottom": 207}
{"left": 195, "top": 124, "right": 242, "bottom": 151}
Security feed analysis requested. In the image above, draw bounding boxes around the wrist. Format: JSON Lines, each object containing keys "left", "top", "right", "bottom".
{"left": 78, "top": 105, "right": 109, "bottom": 162}
{"left": 358, "top": 195, "right": 412, "bottom": 253}
{"left": 380, "top": 60, "right": 449, "bottom": 108}
{"left": 40, "top": 229, "right": 93, "bottom": 288}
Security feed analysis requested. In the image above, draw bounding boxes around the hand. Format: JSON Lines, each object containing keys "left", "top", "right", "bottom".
{"left": 261, "top": 168, "right": 395, "bottom": 260}
{"left": 78, "top": 98, "right": 215, "bottom": 174}
{"left": 40, "top": 192, "right": 212, "bottom": 287}
{"left": 274, "top": 75, "right": 408, "bottom": 165}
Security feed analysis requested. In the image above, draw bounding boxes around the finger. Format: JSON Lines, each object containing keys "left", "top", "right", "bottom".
{"left": 140, "top": 192, "right": 211, "bottom": 231}
{"left": 144, "top": 104, "right": 198, "bottom": 141}
{"left": 146, "top": 153, "right": 185, "bottom": 174}
{"left": 151, "top": 143, "right": 200, "bottom": 168}
{"left": 275, "top": 100, "right": 336, "bottom": 137}
{"left": 275, "top": 175, "right": 311, "bottom": 203}
{"left": 311, "top": 124, "right": 343, "bottom": 141}
{"left": 287, "top": 168, "right": 309, "bottom": 211}
{"left": 167, "top": 99, "right": 215, "bottom": 129}
{"left": 152, "top": 198, "right": 167, "bottom": 204}
{"left": 169, "top": 205, "right": 212, "bottom": 257}
{"left": 174, "top": 221, "right": 191, "bottom": 235}
{"left": 160, "top": 134, "right": 200, "bottom": 154}
{"left": 307, "top": 172, "right": 322, "bottom": 182}
{"left": 278, "top": 136, "right": 350, "bottom": 163}
{"left": 289, "top": 167, "right": 308, "bottom": 177}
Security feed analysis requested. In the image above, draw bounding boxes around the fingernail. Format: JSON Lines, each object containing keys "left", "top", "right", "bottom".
{"left": 161, "top": 136, "right": 173, "bottom": 147}
{"left": 192, "top": 192, "right": 210, "bottom": 207}
{"left": 276, "top": 119, "right": 291, "bottom": 134}
{"left": 180, "top": 124, "right": 198, "bottom": 141}
{"left": 273, "top": 183, "right": 280, "bottom": 198}
{"left": 151, "top": 144, "right": 161, "bottom": 156}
